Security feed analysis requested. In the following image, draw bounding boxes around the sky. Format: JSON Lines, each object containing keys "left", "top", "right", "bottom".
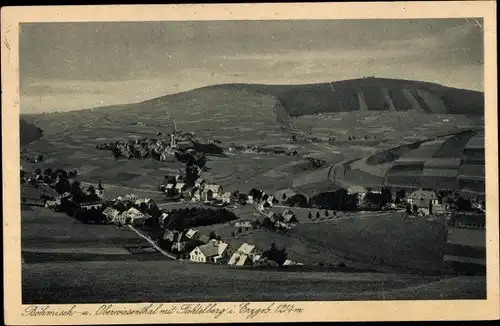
{"left": 19, "top": 19, "right": 484, "bottom": 113}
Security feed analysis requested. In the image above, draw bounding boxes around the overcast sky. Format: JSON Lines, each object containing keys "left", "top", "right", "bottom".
{"left": 20, "top": 19, "right": 483, "bottom": 113}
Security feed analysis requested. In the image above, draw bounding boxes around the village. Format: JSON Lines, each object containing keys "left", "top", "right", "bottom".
{"left": 21, "top": 150, "right": 486, "bottom": 271}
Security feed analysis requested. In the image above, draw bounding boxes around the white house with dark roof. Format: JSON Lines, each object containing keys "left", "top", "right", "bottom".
{"left": 407, "top": 189, "right": 443, "bottom": 215}
{"left": 209, "top": 239, "right": 234, "bottom": 264}
{"left": 236, "top": 242, "right": 261, "bottom": 257}
{"left": 202, "top": 184, "right": 223, "bottom": 201}
{"left": 121, "top": 207, "right": 146, "bottom": 224}
{"left": 185, "top": 229, "right": 210, "bottom": 244}
{"left": 102, "top": 206, "right": 120, "bottom": 223}
{"left": 175, "top": 183, "right": 188, "bottom": 194}
{"left": 282, "top": 210, "right": 298, "bottom": 223}
{"left": 190, "top": 242, "right": 219, "bottom": 263}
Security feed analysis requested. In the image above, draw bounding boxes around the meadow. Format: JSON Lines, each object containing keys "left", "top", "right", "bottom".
{"left": 290, "top": 212, "right": 448, "bottom": 275}
{"left": 22, "top": 260, "right": 484, "bottom": 304}
{"left": 21, "top": 207, "right": 165, "bottom": 263}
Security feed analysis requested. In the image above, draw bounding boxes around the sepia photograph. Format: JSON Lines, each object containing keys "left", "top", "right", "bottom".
{"left": 2, "top": 2, "right": 499, "bottom": 324}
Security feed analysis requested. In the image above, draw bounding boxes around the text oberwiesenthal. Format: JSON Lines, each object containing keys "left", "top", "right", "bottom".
{"left": 22, "top": 303, "right": 304, "bottom": 320}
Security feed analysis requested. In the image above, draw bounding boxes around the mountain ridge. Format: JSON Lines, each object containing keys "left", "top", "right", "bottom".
{"left": 122, "top": 77, "right": 485, "bottom": 117}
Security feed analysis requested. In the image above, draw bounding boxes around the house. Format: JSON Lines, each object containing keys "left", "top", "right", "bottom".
{"left": 163, "top": 229, "right": 177, "bottom": 242}
{"left": 265, "top": 212, "right": 279, "bottom": 223}
{"left": 190, "top": 242, "right": 219, "bottom": 263}
{"left": 185, "top": 229, "right": 200, "bottom": 241}
{"left": 282, "top": 210, "right": 298, "bottom": 223}
{"left": 124, "top": 194, "right": 139, "bottom": 201}
{"left": 228, "top": 253, "right": 253, "bottom": 266}
{"left": 160, "top": 151, "right": 176, "bottom": 162}
{"left": 45, "top": 198, "right": 61, "bottom": 209}
{"left": 202, "top": 185, "right": 223, "bottom": 202}
{"left": 163, "top": 229, "right": 186, "bottom": 252}
{"left": 113, "top": 213, "right": 127, "bottom": 225}
{"left": 222, "top": 192, "right": 232, "bottom": 203}
{"left": 121, "top": 207, "right": 146, "bottom": 224}
{"left": 268, "top": 196, "right": 277, "bottom": 205}
{"left": 258, "top": 201, "right": 271, "bottom": 211}
{"left": 407, "top": 190, "right": 443, "bottom": 215}
{"left": 235, "top": 242, "right": 261, "bottom": 258}
{"left": 171, "top": 232, "right": 186, "bottom": 252}
{"left": 135, "top": 213, "right": 150, "bottom": 226}
{"left": 275, "top": 221, "right": 293, "bottom": 230}
{"left": 165, "top": 183, "right": 176, "bottom": 196}
{"left": 192, "top": 188, "right": 202, "bottom": 202}
{"left": 347, "top": 185, "right": 368, "bottom": 205}
{"left": 134, "top": 198, "right": 152, "bottom": 207}
{"left": 283, "top": 259, "right": 303, "bottom": 266}
{"left": 159, "top": 212, "right": 169, "bottom": 228}
{"left": 235, "top": 220, "right": 253, "bottom": 229}
{"left": 209, "top": 239, "right": 234, "bottom": 264}
{"left": 102, "top": 206, "right": 120, "bottom": 223}
{"left": 79, "top": 201, "right": 104, "bottom": 211}
{"left": 194, "top": 178, "right": 206, "bottom": 189}
{"left": 175, "top": 183, "right": 188, "bottom": 195}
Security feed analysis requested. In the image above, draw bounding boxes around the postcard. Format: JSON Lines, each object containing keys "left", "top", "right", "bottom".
{"left": 2, "top": 2, "right": 499, "bottom": 324}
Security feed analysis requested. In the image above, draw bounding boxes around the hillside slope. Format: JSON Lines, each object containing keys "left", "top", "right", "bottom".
{"left": 123, "top": 78, "right": 483, "bottom": 118}
{"left": 335, "top": 129, "right": 485, "bottom": 194}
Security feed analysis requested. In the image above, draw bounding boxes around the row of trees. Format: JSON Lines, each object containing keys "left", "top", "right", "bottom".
{"left": 162, "top": 207, "right": 239, "bottom": 231}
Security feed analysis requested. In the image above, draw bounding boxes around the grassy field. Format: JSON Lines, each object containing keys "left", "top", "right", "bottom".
{"left": 290, "top": 212, "right": 448, "bottom": 275}
{"left": 22, "top": 260, "right": 484, "bottom": 304}
{"left": 21, "top": 207, "right": 486, "bottom": 303}
{"left": 21, "top": 207, "right": 165, "bottom": 263}
{"left": 195, "top": 210, "right": 451, "bottom": 275}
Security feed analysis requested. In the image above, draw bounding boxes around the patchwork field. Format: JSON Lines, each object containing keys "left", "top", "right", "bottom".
{"left": 335, "top": 129, "right": 485, "bottom": 194}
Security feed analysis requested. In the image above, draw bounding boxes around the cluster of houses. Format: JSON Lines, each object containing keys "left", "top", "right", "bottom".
{"left": 264, "top": 210, "right": 299, "bottom": 230}
{"left": 161, "top": 227, "right": 301, "bottom": 267}
{"left": 21, "top": 151, "right": 44, "bottom": 163}
{"left": 159, "top": 174, "right": 235, "bottom": 205}
{"left": 101, "top": 195, "right": 156, "bottom": 226}
{"left": 231, "top": 209, "right": 299, "bottom": 232}
{"left": 227, "top": 143, "right": 298, "bottom": 157}
{"left": 43, "top": 179, "right": 159, "bottom": 227}
{"left": 97, "top": 133, "right": 194, "bottom": 161}
{"left": 346, "top": 186, "right": 486, "bottom": 226}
